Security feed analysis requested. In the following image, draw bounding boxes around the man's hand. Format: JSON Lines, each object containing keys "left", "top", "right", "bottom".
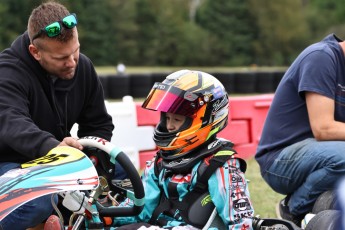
{"left": 58, "top": 137, "right": 83, "bottom": 150}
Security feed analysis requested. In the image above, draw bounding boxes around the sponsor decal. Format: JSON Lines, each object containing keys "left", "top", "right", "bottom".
{"left": 231, "top": 191, "right": 246, "bottom": 199}
{"left": 233, "top": 198, "right": 251, "bottom": 211}
{"left": 154, "top": 83, "right": 166, "bottom": 90}
{"left": 22, "top": 146, "right": 87, "bottom": 168}
{"left": 229, "top": 184, "right": 246, "bottom": 190}
{"left": 23, "top": 153, "right": 68, "bottom": 167}
{"left": 168, "top": 158, "right": 191, "bottom": 167}
{"left": 212, "top": 96, "right": 228, "bottom": 113}
{"left": 212, "top": 86, "right": 225, "bottom": 99}
{"left": 233, "top": 211, "right": 253, "bottom": 222}
{"left": 214, "top": 108, "right": 227, "bottom": 120}
{"left": 81, "top": 136, "right": 109, "bottom": 145}
{"left": 184, "top": 92, "right": 198, "bottom": 101}
{"left": 231, "top": 173, "right": 244, "bottom": 183}
{"left": 201, "top": 194, "right": 212, "bottom": 206}
{"left": 232, "top": 211, "right": 253, "bottom": 224}
{"left": 207, "top": 139, "right": 221, "bottom": 149}
{"left": 228, "top": 165, "right": 240, "bottom": 173}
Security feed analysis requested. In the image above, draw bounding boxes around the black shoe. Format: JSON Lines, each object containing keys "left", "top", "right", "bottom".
{"left": 276, "top": 197, "right": 305, "bottom": 227}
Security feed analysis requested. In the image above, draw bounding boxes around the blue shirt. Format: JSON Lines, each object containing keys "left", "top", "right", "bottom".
{"left": 255, "top": 34, "right": 345, "bottom": 173}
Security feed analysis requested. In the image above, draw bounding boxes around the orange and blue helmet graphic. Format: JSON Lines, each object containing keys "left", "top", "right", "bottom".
{"left": 142, "top": 70, "right": 229, "bottom": 159}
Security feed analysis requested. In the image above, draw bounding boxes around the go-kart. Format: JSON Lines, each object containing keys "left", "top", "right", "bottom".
{"left": 0, "top": 136, "right": 341, "bottom": 230}
{"left": 0, "top": 136, "right": 144, "bottom": 229}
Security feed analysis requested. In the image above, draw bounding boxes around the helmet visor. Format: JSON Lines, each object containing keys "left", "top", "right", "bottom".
{"left": 142, "top": 82, "right": 200, "bottom": 117}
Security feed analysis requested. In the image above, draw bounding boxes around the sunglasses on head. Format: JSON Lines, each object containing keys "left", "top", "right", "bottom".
{"left": 32, "top": 13, "right": 77, "bottom": 41}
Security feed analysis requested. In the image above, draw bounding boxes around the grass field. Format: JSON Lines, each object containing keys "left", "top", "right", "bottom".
{"left": 246, "top": 157, "right": 285, "bottom": 218}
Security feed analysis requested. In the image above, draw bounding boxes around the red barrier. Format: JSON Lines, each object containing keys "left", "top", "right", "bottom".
{"left": 136, "top": 94, "right": 274, "bottom": 169}
{"left": 226, "top": 94, "right": 274, "bottom": 159}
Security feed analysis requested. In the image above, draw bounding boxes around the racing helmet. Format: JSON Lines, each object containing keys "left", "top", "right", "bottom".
{"left": 142, "top": 70, "right": 229, "bottom": 160}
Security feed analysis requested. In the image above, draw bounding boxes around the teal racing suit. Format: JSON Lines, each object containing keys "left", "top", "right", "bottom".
{"left": 113, "top": 139, "right": 254, "bottom": 229}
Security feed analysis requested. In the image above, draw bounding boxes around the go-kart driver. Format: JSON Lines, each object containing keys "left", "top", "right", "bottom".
{"left": 112, "top": 70, "right": 254, "bottom": 229}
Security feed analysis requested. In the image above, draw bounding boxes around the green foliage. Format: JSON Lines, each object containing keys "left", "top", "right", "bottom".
{"left": 134, "top": 0, "right": 159, "bottom": 65}
{"left": 1, "top": 0, "right": 345, "bottom": 66}
{"left": 249, "top": 0, "right": 311, "bottom": 65}
{"left": 0, "top": 0, "right": 40, "bottom": 50}
{"left": 196, "top": 0, "right": 257, "bottom": 66}
{"left": 306, "top": 0, "right": 345, "bottom": 39}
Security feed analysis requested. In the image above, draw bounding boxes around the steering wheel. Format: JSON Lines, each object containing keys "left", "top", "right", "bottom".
{"left": 77, "top": 136, "right": 145, "bottom": 217}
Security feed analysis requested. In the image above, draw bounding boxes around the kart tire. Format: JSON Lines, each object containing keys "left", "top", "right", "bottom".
{"left": 305, "top": 210, "right": 341, "bottom": 230}
{"left": 312, "top": 190, "right": 338, "bottom": 214}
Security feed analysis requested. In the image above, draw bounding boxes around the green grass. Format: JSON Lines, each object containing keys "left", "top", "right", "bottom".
{"left": 246, "top": 157, "right": 284, "bottom": 218}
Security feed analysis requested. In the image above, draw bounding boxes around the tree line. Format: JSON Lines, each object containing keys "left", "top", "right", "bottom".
{"left": 1, "top": 0, "right": 345, "bottom": 67}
